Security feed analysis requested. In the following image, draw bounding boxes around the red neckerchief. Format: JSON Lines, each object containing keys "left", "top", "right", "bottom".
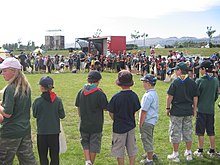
{"left": 83, "top": 88, "right": 100, "bottom": 96}
{"left": 49, "top": 91, "right": 57, "bottom": 103}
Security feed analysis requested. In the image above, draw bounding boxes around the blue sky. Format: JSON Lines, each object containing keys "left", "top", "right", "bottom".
{"left": 0, "top": 0, "right": 220, "bottom": 47}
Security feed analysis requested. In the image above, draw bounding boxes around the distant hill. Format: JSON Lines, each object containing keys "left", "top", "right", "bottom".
{"left": 126, "top": 35, "right": 220, "bottom": 47}
{"left": 65, "top": 35, "right": 220, "bottom": 48}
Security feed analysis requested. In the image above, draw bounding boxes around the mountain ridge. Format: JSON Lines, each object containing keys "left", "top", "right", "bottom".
{"left": 126, "top": 35, "right": 220, "bottom": 47}
{"left": 65, "top": 35, "right": 220, "bottom": 48}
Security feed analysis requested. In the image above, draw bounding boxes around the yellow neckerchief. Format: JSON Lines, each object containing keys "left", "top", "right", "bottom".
{"left": 178, "top": 74, "right": 189, "bottom": 81}
{"left": 202, "top": 73, "right": 214, "bottom": 80}
{"left": 206, "top": 73, "right": 214, "bottom": 77}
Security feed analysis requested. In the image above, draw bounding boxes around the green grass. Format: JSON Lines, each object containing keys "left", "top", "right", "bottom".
{"left": 0, "top": 72, "right": 220, "bottom": 165}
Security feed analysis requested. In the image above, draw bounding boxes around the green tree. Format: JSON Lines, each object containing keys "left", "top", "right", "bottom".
{"left": 31, "top": 41, "right": 35, "bottom": 50}
{"left": 27, "top": 40, "right": 32, "bottom": 51}
{"left": 131, "top": 30, "right": 140, "bottom": 49}
{"left": 141, "top": 33, "right": 148, "bottom": 48}
{"left": 206, "top": 26, "right": 216, "bottom": 48}
{"left": 93, "top": 28, "right": 102, "bottom": 38}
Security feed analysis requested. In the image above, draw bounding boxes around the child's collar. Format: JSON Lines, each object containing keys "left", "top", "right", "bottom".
{"left": 146, "top": 88, "right": 155, "bottom": 92}
{"left": 121, "top": 88, "right": 131, "bottom": 91}
{"left": 178, "top": 74, "right": 188, "bottom": 80}
{"left": 202, "top": 73, "right": 214, "bottom": 80}
{"left": 177, "top": 74, "right": 189, "bottom": 83}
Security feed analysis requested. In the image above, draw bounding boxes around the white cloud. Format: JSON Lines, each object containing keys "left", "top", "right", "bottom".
{"left": 0, "top": 0, "right": 220, "bottom": 46}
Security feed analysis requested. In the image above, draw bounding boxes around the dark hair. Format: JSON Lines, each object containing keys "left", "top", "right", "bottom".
{"left": 88, "top": 79, "right": 99, "bottom": 83}
{"left": 181, "top": 70, "right": 188, "bottom": 74}
{"left": 41, "top": 85, "right": 53, "bottom": 91}
{"left": 87, "top": 70, "right": 102, "bottom": 83}
{"left": 202, "top": 67, "right": 213, "bottom": 73}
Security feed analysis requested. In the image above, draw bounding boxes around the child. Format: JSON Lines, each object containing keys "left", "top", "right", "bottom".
{"left": 75, "top": 70, "right": 108, "bottom": 165}
{"left": 193, "top": 60, "right": 219, "bottom": 157}
{"left": 32, "top": 76, "right": 65, "bottom": 165}
{"left": 0, "top": 57, "right": 37, "bottom": 165}
{"left": 107, "top": 70, "right": 141, "bottom": 165}
{"left": 139, "top": 74, "right": 159, "bottom": 165}
{"left": 166, "top": 62, "right": 199, "bottom": 162}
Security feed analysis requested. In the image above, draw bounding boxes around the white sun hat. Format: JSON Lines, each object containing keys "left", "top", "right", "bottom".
{"left": 0, "top": 57, "right": 22, "bottom": 70}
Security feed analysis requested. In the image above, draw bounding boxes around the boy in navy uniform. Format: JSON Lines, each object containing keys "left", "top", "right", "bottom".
{"left": 107, "top": 70, "right": 141, "bottom": 165}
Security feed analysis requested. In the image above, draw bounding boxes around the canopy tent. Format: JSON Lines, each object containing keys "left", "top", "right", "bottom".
{"left": 155, "top": 44, "right": 164, "bottom": 49}
{"left": 33, "top": 48, "right": 46, "bottom": 54}
{"left": 0, "top": 47, "right": 10, "bottom": 59}
{"left": 0, "top": 47, "right": 10, "bottom": 53}
{"left": 204, "top": 44, "right": 210, "bottom": 48}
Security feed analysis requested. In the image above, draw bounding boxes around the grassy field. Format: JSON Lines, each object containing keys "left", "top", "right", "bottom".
{"left": 13, "top": 47, "right": 220, "bottom": 57}
{"left": 0, "top": 72, "right": 220, "bottom": 165}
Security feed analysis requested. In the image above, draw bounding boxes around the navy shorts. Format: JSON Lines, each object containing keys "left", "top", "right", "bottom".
{"left": 195, "top": 112, "right": 215, "bottom": 136}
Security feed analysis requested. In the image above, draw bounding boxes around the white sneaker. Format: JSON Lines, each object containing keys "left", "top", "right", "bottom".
{"left": 142, "top": 153, "right": 148, "bottom": 159}
{"left": 86, "top": 163, "right": 93, "bottom": 165}
{"left": 184, "top": 151, "right": 193, "bottom": 161}
{"left": 167, "top": 153, "right": 180, "bottom": 162}
{"left": 193, "top": 150, "right": 203, "bottom": 157}
{"left": 85, "top": 160, "right": 93, "bottom": 165}
{"left": 140, "top": 159, "right": 154, "bottom": 165}
{"left": 207, "top": 151, "right": 215, "bottom": 158}
{"left": 142, "top": 153, "right": 158, "bottom": 160}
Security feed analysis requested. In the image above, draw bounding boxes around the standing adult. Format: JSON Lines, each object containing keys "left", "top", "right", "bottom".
{"left": 46, "top": 55, "right": 52, "bottom": 73}
{"left": 79, "top": 51, "right": 86, "bottom": 73}
{"left": 192, "top": 57, "right": 200, "bottom": 79}
{"left": 166, "top": 62, "right": 199, "bottom": 162}
{"left": 54, "top": 55, "right": 60, "bottom": 71}
{"left": 68, "top": 55, "right": 74, "bottom": 71}
{"left": 18, "top": 52, "right": 27, "bottom": 71}
{"left": 0, "top": 57, "right": 37, "bottom": 165}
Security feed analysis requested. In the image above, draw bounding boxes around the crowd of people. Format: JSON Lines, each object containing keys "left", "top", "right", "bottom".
{"left": 2, "top": 49, "right": 219, "bottom": 81}
{"left": 0, "top": 49, "right": 220, "bottom": 165}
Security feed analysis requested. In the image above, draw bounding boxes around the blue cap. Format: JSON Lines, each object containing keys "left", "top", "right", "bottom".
{"left": 140, "top": 74, "right": 157, "bottom": 86}
{"left": 210, "top": 55, "right": 218, "bottom": 59}
{"left": 39, "top": 76, "right": 54, "bottom": 88}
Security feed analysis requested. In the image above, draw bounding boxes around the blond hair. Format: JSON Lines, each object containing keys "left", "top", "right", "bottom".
{"left": 6, "top": 69, "right": 31, "bottom": 97}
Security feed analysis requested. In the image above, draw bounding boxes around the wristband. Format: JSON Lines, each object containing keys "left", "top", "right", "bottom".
{"left": 166, "top": 108, "right": 170, "bottom": 110}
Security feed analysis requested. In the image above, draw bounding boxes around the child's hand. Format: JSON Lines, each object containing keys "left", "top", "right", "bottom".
{"left": 166, "top": 109, "right": 171, "bottom": 116}
{"left": 0, "top": 106, "right": 11, "bottom": 118}
{"left": 193, "top": 110, "right": 197, "bottom": 117}
{"left": 0, "top": 114, "right": 4, "bottom": 123}
{"left": 0, "top": 105, "right": 3, "bottom": 112}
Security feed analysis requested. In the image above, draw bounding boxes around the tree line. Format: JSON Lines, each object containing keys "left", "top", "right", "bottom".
{"left": 2, "top": 26, "right": 219, "bottom": 52}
